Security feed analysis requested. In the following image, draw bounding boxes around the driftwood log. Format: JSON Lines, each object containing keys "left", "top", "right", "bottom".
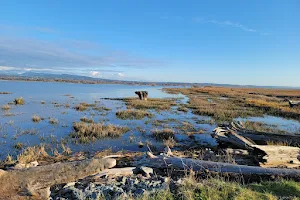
{"left": 288, "top": 99, "right": 300, "bottom": 108}
{"left": 137, "top": 151, "right": 300, "bottom": 180}
{"left": 214, "top": 121, "right": 300, "bottom": 145}
{"left": 135, "top": 91, "right": 148, "bottom": 100}
{"left": 0, "top": 158, "right": 116, "bottom": 200}
{"left": 213, "top": 123, "right": 300, "bottom": 168}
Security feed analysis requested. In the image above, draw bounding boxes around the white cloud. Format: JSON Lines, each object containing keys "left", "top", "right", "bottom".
{"left": 117, "top": 73, "right": 125, "bottom": 77}
{"left": 89, "top": 71, "right": 101, "bottom": 77}
{"left": 208, "top": 20, "right": 257, "bottom": 33}
{"left": 0, "top": 36, "right": 161, "bottom": 72}
{"left": 163, "top": 16, "right": 268, "bottom": 35}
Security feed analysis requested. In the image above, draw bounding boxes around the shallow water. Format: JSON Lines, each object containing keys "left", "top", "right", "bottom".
{"left": 236, "top": 115, "right": 300, "bottom": 133}
{"left": 1, "top": 81, "right": 299, "bottom": 160}
{"left": 0, "top": 81, "right": 214, "bottom": 159}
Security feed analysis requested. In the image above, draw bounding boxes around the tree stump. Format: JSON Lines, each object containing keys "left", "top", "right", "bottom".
{"left": 135, "top": 91, "right": 148, "bottom": 100}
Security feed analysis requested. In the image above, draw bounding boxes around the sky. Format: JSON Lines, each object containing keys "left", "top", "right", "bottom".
{"left": 0, "top": 0, "right": 299, "bottom": 86}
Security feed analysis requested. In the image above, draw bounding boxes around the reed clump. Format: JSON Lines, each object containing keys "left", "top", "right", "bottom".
{"left": 116, "top": 109, "right": 153, "bottom": 120}
{"left": 151, "top": 128, "right": 175, "bottom": 140}
{"left": 1, "top": 104, "right": 10, "bottom": 110}
{"left": 14, "top": 97, "right": 24, "bottom": 105}
{"left": 70, "top": 122, "right": 129, "bottom": 143}
{"left": 32, "top": 115, "right": 41, "bottom": 123}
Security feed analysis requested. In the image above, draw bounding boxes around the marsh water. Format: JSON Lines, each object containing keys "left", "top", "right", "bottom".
{"left": 0, "top": 81, "right": 300, "bottom": 159}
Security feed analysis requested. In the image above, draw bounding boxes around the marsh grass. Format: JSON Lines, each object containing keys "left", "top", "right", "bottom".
{"left": 75, "top": 102, "right": 96, "bottom": 111}
{"left": 17, "top": 145, "right": 48, "bottom": 164}
{"left": 14, "top": 97, "right": 24, "bottom": 105}
{"left": 243, "top": 121, "right": 290, "bottom": 134}
{"left": 176, "top": 121, "right": 197, "bottom": 133}
{"left": 1, "top": 104, "right": 10, "bottom": 110}
{"left": 61, "top": 143, "right": 72, "bottom": 155}
{"left": 80, "top": 116, "right": 94, "bottom": 123}
{"left": 177, "top": 105, "right": 189, "bottom": 112}
{"left": 93, "top": 106, "right": 111, "bottom": 111}
{"left": 32, "top": 115, "right": 41, "bottom": 123}
{"left": 116, "top": 109, "right": 153, "bottom": 120}
{"left": 49, "top": 118, "right": 58, "bottom": 124}
{"left": 14, "top": 142, "right": 24, "bottom": 150}
{"left": 70, "top": 122, "right": 129, "bottom": 143}
{"left": 151, "top": 128, "right": 175, "bottom": 140}
{"left": 164, "top": 87, "right": 300, "bottom": 122}
{"left": 122, "top": 98, "right": 177, "bottom": 111}
{"left": 163, "top": 137, "right": 177, "bottom": 148}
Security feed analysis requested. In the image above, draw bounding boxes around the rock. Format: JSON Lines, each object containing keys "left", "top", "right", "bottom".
{"left": 134, "top": 166, "right": 154, "bottom": 177}
{"left": 135, "top": 188, "right": 146, "bottom": 196}
{"left": 162, "top": 177, "right": 170, "bottom": 183}
{"left": 117, "top": 176, "right": 127, "bottom": 185}
{"left": 138, "top": 141, "right": 144, "bottom": 148}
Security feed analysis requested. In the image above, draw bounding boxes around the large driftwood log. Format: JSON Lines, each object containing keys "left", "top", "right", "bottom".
{"left": 240, "top": 131, "right": 300, "bottom": 146}
{"left": 253, "top": 145, "right": 300, "bottom": 168}
{"left": 138, "top": 152, "right": 300, "bottom": 179}
{"left": 0, "top": 158, "right": 116, "bottom": 200}
{"left": 135, "top": 91, "right": 148, "bottom": 100}
{"left": 227, "top": 121, "right": 300, "bottom": 145}
{"left": 288, "top": 99, "right": 300, "bottom": 108}
{"left": 213, "top": 124, "right": 300, "bottom": 168}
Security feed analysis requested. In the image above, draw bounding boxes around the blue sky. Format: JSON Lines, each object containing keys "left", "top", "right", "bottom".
{"left": 0, "top": 0, "right": 299, "bottom": 86}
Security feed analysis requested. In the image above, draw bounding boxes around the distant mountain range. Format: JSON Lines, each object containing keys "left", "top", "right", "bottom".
{"left": 0, "top": 72, "right": 194, "bottom": 86}
{"left": 0, "top": 72, "right": 298, "bottom": 89}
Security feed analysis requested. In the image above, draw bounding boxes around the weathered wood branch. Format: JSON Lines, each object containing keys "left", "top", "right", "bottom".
{"left": 94, "top": 167, "right": 135, "bottom": 178}
{"left": 213, "top": 125, "right": 300, "bottom": 168}
{"left": 288, "top": 99, "right": 300, "bottom": 108}
{"left": 137, "top": 153, "right": 300, "bottom": 180}
{"left": 0, "top": 158, "right": 116, "bottom": 200}
{"left": 252, "top": 145, "right": 300, "bottom": 168}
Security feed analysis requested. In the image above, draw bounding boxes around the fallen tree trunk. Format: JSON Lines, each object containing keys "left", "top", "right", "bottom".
{"left": 253, "top": 145, "right": 300, "bottom": 168}
{"left": 137, "top": 153, "right": 300, "bottom": 180}
{"left": 94, "top": 167, "right": 135, "bottom": 178}
{"left": 213, "top": 127, "right": 300, "bottom": 168}
{"left": 0, "top": 158, "right": 116, "bottom": 200}
{"left": 288, "top": 99, "right": 300, "bottom": 108}
{"left": 224, "top": 121, "right": 300, "bottom": 146}
{"left": 239, "top": 131, "right": 300, "bottom": 146}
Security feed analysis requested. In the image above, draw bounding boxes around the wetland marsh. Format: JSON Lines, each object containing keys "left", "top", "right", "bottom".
{"left": 0, "top": 81, "right": 299, "bottom": 162}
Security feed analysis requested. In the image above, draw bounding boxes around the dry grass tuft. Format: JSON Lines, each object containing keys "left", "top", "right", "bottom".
{"left": 32, "top": 115, "right": 41, "bottom": 123}
{"left": 151, "top": 128, "right": 175, "bottom": 140}
{"left": 49, "top": 118, "right": 58, "bottom": 124}
{"left": 80, "top": 116, "right": 94, "bottom": 123}
{"left": 70, "top": 122, "right": 129, "bottom": 143}
{"left": 14, "top": 142, "right": 24, "bottom": 150}
{"left": 124, "top": 98, "right": 177, "bottom": 111}
{"left": 74, "top": 102, "right": 96, "bottom": 111}
{"left": 163, "top": 137, "right": 177, "bottom": 148}
{"left": 14, "top": 97, "right": 24, "bottom": 105}
{"left": 17, "top": 145, "right": 48, "bottom": 164}
{"left": 116, "top": 109, "right": 153, "bottom": 120}
{"left": 1, "top": 104, "right": 10, "bottom": 110}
